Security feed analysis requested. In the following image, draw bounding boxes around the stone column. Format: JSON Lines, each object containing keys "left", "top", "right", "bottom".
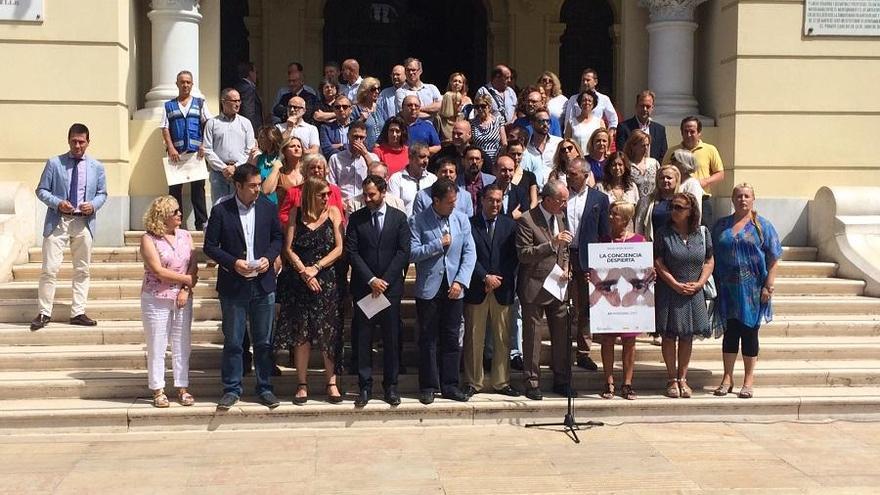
{"left": 134, "top": 0, "right": 203, "bottom": 120}
{"left": 639, "top": 0, "right": 712, "bottom": 125}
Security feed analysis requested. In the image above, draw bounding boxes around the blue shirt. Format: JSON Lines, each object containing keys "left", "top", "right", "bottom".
{"left": 407, "top": 119, "right": 440, "bottom": 147}
{"left": 512, "top": 116, "right": 562, "bottom": 139}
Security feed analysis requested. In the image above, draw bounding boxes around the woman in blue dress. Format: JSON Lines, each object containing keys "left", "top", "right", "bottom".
{"left": 711, "top": 183, "right": 782, "bottom": 399}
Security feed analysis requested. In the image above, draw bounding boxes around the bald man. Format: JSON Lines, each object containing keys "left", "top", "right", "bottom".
{"left": 339, "top": 58, "right": 363, "bottom": 101}
{"left": 429, "top": 120, "right": 472, "bottom": 173}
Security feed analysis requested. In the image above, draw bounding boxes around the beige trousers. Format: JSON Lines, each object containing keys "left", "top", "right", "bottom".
{"left": 463, "top": 295, "right": 512, "bottom": 391}
{"left": 38, "top": 215, "right": 92, "bottom": 317}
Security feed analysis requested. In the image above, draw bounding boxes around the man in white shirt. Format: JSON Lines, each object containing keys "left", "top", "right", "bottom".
{"left": 475, "top": 64, "right": 517, "bottom": 125}
{"left": 339, "top": 58, "right": 364, "bottom": 101}
{"left": 562, "top": 68, "right": 618, "bottom": 140}
{"left": 387, "top": 143, "right": 436, "bottom": 216}
{"left": 395, "top": 57, "right": 441, "bottom": 118}
{"left": 328, "top": 121, "right": 378, "bottom": 213}
{"left": 521, "top": 110, "right": 562, "bottom": 188}
{"left": 378, "top": 65, "right": 405, "bottom": 121}
{"left": 204, "top": 88, "right": 256, "bottom": 202}
{"left": 275, "top": 96, "right": 320, "bottom": 154}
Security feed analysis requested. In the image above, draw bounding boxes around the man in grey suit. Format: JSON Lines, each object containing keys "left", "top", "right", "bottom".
{"left": 410, "top": 178, "right": 476, "bottom": 404}
{"left": 516, "top": 179, "right": 575, "bottom": 400}
{"left": 31, "top": 123, "right": 108, "bottom": 330}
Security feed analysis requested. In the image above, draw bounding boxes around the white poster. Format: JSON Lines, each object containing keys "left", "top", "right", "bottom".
{"left": 163, "top": 153, "right": 209, "bottom": 186}
{"left": 0, "top": 0, "right": 43, "bottom": 22}
{"left": 587, "top": 242, "right": 655, "bottom": 334}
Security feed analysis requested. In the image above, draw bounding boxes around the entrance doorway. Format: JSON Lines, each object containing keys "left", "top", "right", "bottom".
{"left": 558, "top": 0, "right": 615, "bottom": 100}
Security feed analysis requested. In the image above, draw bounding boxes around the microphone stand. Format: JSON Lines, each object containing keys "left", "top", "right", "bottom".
{"left": 525, "top": 239, "right": 604, "bottom": 444}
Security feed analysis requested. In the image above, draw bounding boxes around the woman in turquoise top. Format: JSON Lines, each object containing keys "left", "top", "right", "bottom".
{"left": 254, "top": 126, "right": 283, "bottom": 203}
{"left": 711, "top": 183, "right": 782, "bottom": 399}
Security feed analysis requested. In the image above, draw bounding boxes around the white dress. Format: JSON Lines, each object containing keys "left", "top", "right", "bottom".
{"left": 569, "top": 118, "right": 603, "bottom": 156}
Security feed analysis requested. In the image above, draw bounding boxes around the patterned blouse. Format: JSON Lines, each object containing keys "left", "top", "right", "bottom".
{"left": 711, "top": 214, "right": 783, "bottom": 328}
{"left": 141, "top": 229, "right": 193, "bottom": 300}
{"left": 470, "top": 116, "right": 503, "bottom": 163}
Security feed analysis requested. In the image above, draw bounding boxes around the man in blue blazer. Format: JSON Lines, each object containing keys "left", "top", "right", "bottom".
{"left": 31, "top": 123, "right": 107, "bottom": 331}
{"left": 410, "top": 178, "right": 476, "bottom": 404}
{"left": 346, "top": 175, "right": 411, "bottom": 407}
{"left": 463, "top": 184, "right": 520, "bottom": 398}
{"left": 203, "top": 164, "right": 283, "bottom": 410}
{"left": 615, "top": 90, "right": 668, "bottom": 163}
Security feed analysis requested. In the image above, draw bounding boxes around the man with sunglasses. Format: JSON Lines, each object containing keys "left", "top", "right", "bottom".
{"left": 274, "top": 96, "right": 320, "bottom": 154}
{"left": 520, "top": 109, "right": 563, "bottom": 188}
{"left": 328, "top": 121, "right": 378, "bottom": 214}
{"left": 512, "top": 89, "right": 562, "bottom": 139}
{"left": 400, "top": 95, "right": 441, "bottom": 155}
{"left": 319, "top": 95, "right": 355, "bottom": 159}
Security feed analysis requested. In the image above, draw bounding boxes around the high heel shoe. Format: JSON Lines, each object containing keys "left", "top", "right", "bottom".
{"left": 713, "top": 383, "right": 734, "bottom": 396}
{"left": 665, "top": 379, "right": 680, "bottom": 398}
{"left": 600, "top": 382, "right": 614, "bottom": 400}
{"left": 678, "top": 379, "right": 692, "bottom": 398}
{"left": 738, "top": 385, "right": 753, "bottom": 399}
{"left": 326, "top": 383, "right": 343, "bottom": 404}
{"left": 292, "top": 383, "right": 309, "bottom": 405}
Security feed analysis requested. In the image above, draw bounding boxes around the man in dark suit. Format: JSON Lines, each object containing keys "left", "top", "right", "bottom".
{"left": 493, "top": 155, "right": 530, "bottom": 219}
{"left": 516, "top": 179, "right": 574, "bottom": 400}
{"left": 568, "top": 158, "right": 611, "bottom": 371}
{"left": 233, "top": 61, "right": 264, "bottom": 134}
{"left": 615, "top": 90, "right": 667, "bottom": 162}
{"left": 346, "top": 175, "right": 411, "bottom": 407}
{"left": 463, "top": 184, "right": 520, "bottom": 398}
{"left": 204, "top": 164, "right": 283, "bottom": 410}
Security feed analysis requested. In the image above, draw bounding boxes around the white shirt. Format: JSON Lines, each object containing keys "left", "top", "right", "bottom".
{"left": 159, "top": 97, "right": 213, "bottom": 129}
{"left": 235, "top": 195, "right": 257, "bottom": 271}
{"left": 563, "top": 90, "right": 618, "bottom": 130}
{"left": 522, "top": 135, "right": 563, "bottom": 188}
{"left": 274, "top": 120, "right": 320, "bottom": 151}
{"left": 328, "top": 149, "right": 379, "bottom": 202}
{"left": 566, "top": 184, "right": 590, "bottom": 244}
{"left": 394, "top": 82, "right": 441, "bottom": 114}
{"left": 475, "top": 84, "right": 517, "bottom": 124}
{"left": 340, "top": 76, "right": 364, "bottom": 102}
{"left": 204, "top": 113, "right": 256, "bottom": 172}
{"left": 538, "top": 204, "right": 558, "bottom": 237}
{"left": 388, "top": 168, "right": 437, "bottom": 216}
{"left": 369, "top": 202, "right": 387, "bottom": 232}
{"left": 547, "top": 94, "right": 568, "bottom": 121}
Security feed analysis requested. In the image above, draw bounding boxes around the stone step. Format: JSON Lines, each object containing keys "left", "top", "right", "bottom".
{"left": 772, "top": 296, "right": 880, "bottom": 315}
{"left": 1, "top": 359, "right": 877, "bottom": 401}
{"left": 776, "top": 260, "right": 837, "bottom": 278}
{"left": 780, "top": 246, "right": 818, "bottom": 262}
{"left": 3, "top": 386, "right": 879, "bottom": 434}
{"left": 3, "top": 337, "right": 880, "bottom": 372}
{"left": 774, "top": 278, "right": 864, "bottom": 296}
{"left": 125, "top": 230, "right": 204, "bottom": 247}
{"left": 27, "top": 246, "right": 211, "bottom": 264}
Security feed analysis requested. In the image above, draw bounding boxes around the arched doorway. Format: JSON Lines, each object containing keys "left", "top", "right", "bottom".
{"left": 558, "top": 0, "right": 615, "bottom": 99}
{"left": 323, "top": 0, "right": 488, "bottom": 89}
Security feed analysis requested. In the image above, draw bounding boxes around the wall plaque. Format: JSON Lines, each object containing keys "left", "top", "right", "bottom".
{"left": 0, "top": 0, "right": 43, "bottom": 22}
{"left": 805, "top": 0, "right": 880, "bottom": 36}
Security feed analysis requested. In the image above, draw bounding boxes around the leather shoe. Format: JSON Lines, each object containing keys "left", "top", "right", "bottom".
{"left": 442, "top": 388, "right": 469, "bottom": 402}
{"left": 354, "top": 389, "right": 371, "bottom": 408}
{"left": 30, "top": 314, "right": 51, "bottom": 331}
{"left": 494, "top": 385, "right": 521, "bottom": 397}
{"left": 510, "top": 355, "right": 524, "bottom": 371}
{"left": 524, "top": 387, "right": 543, "bottom": 401}
{"left": 552, "top": 383, "right": 578, "bottom": 398}
{"left": 216, "top": 392, "right": 239, "bottom": 411}
{"left": 463, "top": 385, "right": 479, "bottom": 399}
{"left": 69, "top": 314, "right": 97, "bottom": 326}
{"left": 576, "top": 355, "right": 599, "bottom": 371}
{"left": 384, "top": 386, "right": 401, "bottom": 406}
{"left": 418, "top": 390, "right": 435, "bottom": 405}
{"left": 257, "top": 391, "right": 281, "bottom": 409}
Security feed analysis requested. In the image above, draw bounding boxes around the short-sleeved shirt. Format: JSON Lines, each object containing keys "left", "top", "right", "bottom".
{"left": 159, "top": 97, "right": 213, "bottom": 129}
{"left": 407, "top": 119, "right": 440, "bottom": 147}
{"left": 395, "top": 82, "right": 441, "bottom": 115}
{"left": 275, "top": 120, "right": 320, "bottom": 152}
{"left": 663, "top": 140, "right": 724, "bottom": 195}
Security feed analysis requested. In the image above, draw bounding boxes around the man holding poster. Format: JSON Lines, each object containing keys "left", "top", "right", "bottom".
{"left": 515, "top": 179, "right": 574, "bottom": 400}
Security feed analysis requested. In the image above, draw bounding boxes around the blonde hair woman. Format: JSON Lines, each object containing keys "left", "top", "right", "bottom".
{"left": 438, "top": 72, "right": 472, "bottom": 142}
{"left": 635, "top": 164, "right": 681, "bottom": 241}
{"left": 354, "top": 76, "right": 384, "bottom": 148}
{"left": 139, "top": 195, "right": 199, "bottom": 408}
{"left": 537, "top": 71, "right": 567, "bottom": 120}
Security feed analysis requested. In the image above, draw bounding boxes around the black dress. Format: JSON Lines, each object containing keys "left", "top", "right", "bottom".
{"left": 275, "top": 212, "right": 340, "bottom": 353}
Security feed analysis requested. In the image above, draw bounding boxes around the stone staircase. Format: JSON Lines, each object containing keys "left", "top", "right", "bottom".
{"left": 1, "top": 233, "right": 879, "bottom": 433}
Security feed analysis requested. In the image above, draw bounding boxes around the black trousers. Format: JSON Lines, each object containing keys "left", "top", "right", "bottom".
{"left": 169, "top": 180, "right": 208, "bottom": 230}
{"left": 354, "top": 296, "right": 401, "bottom": 390}
{"left": 415, "top": 281, "right": 464, "bottom": 394}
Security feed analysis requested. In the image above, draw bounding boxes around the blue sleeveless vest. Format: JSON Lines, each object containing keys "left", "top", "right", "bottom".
{"left": 165, "top": 97, "right": 203, "bottom": 153}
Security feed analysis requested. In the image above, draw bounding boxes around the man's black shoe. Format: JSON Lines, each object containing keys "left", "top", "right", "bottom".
{"left": 510, "top": 355, "right": 524, "bottom": 371}
{"left": 354, "top": 389, "right": 371, "bottom": 408}
{"left": 257, "top": 391, "right": 281, "bottom": 409}
{"left": 494, "top": 385, "right": 521, "bottom": 397}
{"left": 418, "top": 391, "right": 435, "bottom": 405}
{"left": 463, "top": 385, "right": 479, "bottom": 399}
{"left": 441, "top": 387, "right": 469, "bottom": 402}
{"left": 29, "top": 314, "right": 50, "bottom": 331}
{"left": 384, "top": 386, "right": 401, "bottom": 406}
{"left": 576, "top": 355, "right": 599, "bottom": 371}
{"left": 216, "top": 392, "right": 239, "bottom": 411}
{"left": 524, "top": 387, "right": 543, "bottom": 401}
{"left": 552, "top": 383, "right": 578, "bottom": 398}
{"left": 69, "top": 314, "right": 97, "bottom": 326}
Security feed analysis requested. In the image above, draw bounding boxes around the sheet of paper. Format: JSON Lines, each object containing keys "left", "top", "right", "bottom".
{"left": 163, "top": 152, "right": 209, "bottom": 186}
{"left": 356, "top": 292, "right": 392, "bottom": 320}
{"left": 542, "top": 263, "right": 568, "bottom": 302}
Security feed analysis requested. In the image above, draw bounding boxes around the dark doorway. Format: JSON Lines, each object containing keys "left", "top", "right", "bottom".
{"left": 220, "top": 0, "right": 251, "bottom": 89}
{"left": 323, "top": 0, "right": 488, "bottom": 92}
{"left": 558, "top": 0, "right": 615, "bottom": 100}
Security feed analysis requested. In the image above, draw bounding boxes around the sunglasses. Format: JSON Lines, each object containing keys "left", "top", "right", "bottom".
{"left": 288, "top": 105, "right": 305, "bottom": 111}
{"left": 333, "top": 104, "right": 351, "bottom": 110}
{"left": 536, "top": 119, "right": 551, "bottom": 124}
{"left": 562, "top": 145, "right": 574, "bottom": 152}
{"left": 172, "top": 209, "right": 182, "bottom": 216}
{"left": 475, "top": 104, "right": 489, "bottom": 109}
{"left": 671, "top": 204, "right": 690, "bottom": 211}
{"left": 540, "top": 77, "right": 553, "bottom": 83}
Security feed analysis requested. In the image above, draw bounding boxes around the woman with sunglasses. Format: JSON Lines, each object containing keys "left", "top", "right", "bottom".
{"left": 438, "top": 72, "right": 472, "bottom": 142}
{"left": 549, "top": 138, "right": 589, "bottom": 186}
{"left": 654, "top": 192, "right": 715, "bottom": 398}
{"left": 139, "top": 196, "right": 199, "bottom": 408}
{"left": 280, "top": 176, "right": 345, "bottom": 405}
{"left": 278, "top": 154, "right": 344, "bottom": 227}
{"left": 537, "top": 71, "right": 567, "bottom": 121}
{"left": 469, "top": 93, "right": 507, "bottom": 164}
{"left": 565, "top": 90, "right": 605, "bottom": 160}
{"left": 262, "top": 135, "right": 305, "bottom": 209}
{"left": 352, "top": 77, "right": 384, "bottom": 149}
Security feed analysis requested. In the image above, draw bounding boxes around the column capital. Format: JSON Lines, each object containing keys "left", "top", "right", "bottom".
{"left": 149, "top": 0, "right": 202, "bottom": 23}
{"left": 638, "top": 0, "right": 706, "bottom": 22}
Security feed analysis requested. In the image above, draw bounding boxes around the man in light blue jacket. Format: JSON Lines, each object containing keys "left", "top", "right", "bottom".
{"left": 409, "top": 178, "right": 476, "bottom": 404}
{"left": 31, "top": 123, "right": 107, "bottom": 331}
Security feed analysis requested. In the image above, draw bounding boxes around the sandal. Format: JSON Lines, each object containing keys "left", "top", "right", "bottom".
{"left": 177, "top": 389, "right": 195, "bottom": 406}
{"left": 665, "top": 379, "right": 680, "bottom": 398}
{"left": 738, "top": 386, "right": 753, "bottom": 399}
{"left": 326, "top": 383, "right": 343, "bottom": 404}
{"left": 152, "top": 389, "right": 170, "bottom": 408}
{"left": 292, "top": 383, "right": 309, "bottom": 405}
{"left": 620, "top": 384, "right": 637, "bottom": 401}
{"left": 600, "top": 382, "right": 615, "bottom": 400}
{"left": 713, "top": 383, "right": 734, "bottom": 396}
{"left": 679, "top": 379, "right": 692, "bottom": 398}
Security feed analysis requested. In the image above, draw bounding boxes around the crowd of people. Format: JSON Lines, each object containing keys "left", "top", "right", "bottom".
{"left": 30, "top": 57, "right": 782, "bottom": 410}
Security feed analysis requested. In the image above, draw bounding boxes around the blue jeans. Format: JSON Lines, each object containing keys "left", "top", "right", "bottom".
{"left": 219, "top": 284, "right": 275, "bottom": 396}
{"left": 209, "top": 170, "right": 234, "bottom": 205}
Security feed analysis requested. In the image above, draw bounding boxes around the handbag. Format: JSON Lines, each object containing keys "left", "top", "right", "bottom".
{"left": 700, "top": 225, "right": 717, "bottom": 300}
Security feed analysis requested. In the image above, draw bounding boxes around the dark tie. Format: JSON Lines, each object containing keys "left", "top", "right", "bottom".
{"left": 487, "top": 218, "right": 495, "bottom": 244}
{"left": 547, "top": 214, "right": 556, "bottom": 236}
{"left": 372, "top": 210, "right": 381, "bottom": 236}
{"left": 68, "top": 158, "right": 81, "bottom": 208}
